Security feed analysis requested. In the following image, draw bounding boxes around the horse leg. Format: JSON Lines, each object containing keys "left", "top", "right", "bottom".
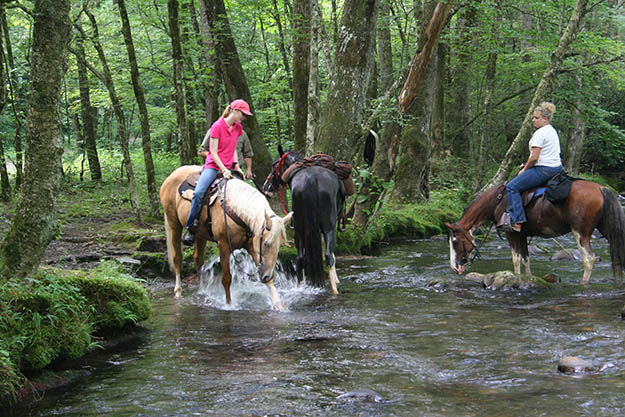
{"left": 218, "top": 240, "right": 233, "bottom": 304}
{"left": 164, "top": 215, "right": 184, "bottom": 298}
{"left": 323, "top": 230, "right": 339, "bottom": 295}
{"left": 507, "top": 233, "right": 530, "bottom": 275}
{"left": 264, "top": 279, "right": 284, "bottom": 311}
{"left": 572, "top": 230, "right": 595, "bottom": 285}
{"left": 193, "top": 238, "right": 207, "bottom": 277}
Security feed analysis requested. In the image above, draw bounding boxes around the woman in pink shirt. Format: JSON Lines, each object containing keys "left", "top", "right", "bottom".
{"left": 183, "top": 99, "right": 252, "bottom": 245}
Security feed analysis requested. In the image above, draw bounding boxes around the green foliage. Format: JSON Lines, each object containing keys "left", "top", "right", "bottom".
{"left": 0, "top": 266, "right": 151, "bottom": 403}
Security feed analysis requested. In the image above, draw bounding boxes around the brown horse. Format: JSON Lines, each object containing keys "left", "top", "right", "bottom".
{"left": 160, "top": 165, "right": 293, "bottom": 309}
{"left": 446, "top": 180, "right": 625, "bottom": 284}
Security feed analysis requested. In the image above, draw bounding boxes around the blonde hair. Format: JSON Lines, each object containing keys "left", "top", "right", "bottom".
{"left": 221, "top": 105, "right": 232, "bottom": 118}
{"left": 534, "top": 102, "right": 556, "bottom": 122}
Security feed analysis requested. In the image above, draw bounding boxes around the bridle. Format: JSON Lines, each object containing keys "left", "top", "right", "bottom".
{"left": 450, "top": 222, "right": 492, "bottom": 266}
{"left": 265, "top": 152, "right": 292, "bottom": 215}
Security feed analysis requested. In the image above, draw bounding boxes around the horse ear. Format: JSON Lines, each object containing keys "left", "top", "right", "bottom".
{"left": 265, "top": 210, "right": 273, "bottom": 230}
{"left": 278, "top": 144, "right": 284, "bottom": 156}
{"left": 282, "top": 211, "right": 293, "bottom": 224}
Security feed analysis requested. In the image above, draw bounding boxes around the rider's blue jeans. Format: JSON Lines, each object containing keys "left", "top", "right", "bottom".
{"left": 506, "top": 165, "right": 563, "bottom": 224}
{"left": 185, "top": 168, "right": 218, "bottom": 230}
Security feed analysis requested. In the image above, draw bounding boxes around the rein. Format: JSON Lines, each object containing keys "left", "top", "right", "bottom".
{"left": 266, "top": 152, "right": 292, "bottom": 215}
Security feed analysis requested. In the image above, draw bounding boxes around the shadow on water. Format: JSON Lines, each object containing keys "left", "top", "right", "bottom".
{"left": 10, "top": 234, "right": 625, "bottom": 416}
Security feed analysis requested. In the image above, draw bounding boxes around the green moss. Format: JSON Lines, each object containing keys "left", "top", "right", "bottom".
{"left": 337, "top": 189, "right": 464, "bottom": 254}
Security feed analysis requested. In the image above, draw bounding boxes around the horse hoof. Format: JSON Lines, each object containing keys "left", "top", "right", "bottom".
{"left": 174, "top": 288, "right": 182, "bottom": 298}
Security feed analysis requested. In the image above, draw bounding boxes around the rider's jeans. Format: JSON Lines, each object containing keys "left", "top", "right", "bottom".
{"left": 185, "top": 168, "right": 218, "bottom": 229}
{"left": 506, "top": 165, "right": 563, "bottom": 224}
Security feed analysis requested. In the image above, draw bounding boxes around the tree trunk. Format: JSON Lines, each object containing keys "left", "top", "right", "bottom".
{"left": 0, "top": 8, "right": 9, "bottom": 201}
{"left": 377, "top": 1, "right": 393, "bottom": 92}
{"left": 483, "top": 0, "right": 590, "bottom": 191}
{"left": 198, "top": 0, "right": 222, "bottom": 125}
{"left": 292, "top": 0, "right": 311, "bottom": 152}
{"left": 76, "top": 9, "right": 142, "bottom": 222}
{"left": 448, "top": 2, "right": 476, "bottom": 158}
{"left": 168, "top": 0, "right": 194, "bottom": 165}
{"left": 118, "top": 0, "right": 159, "bottom": 216}
{"left": 316, "top": 0, "right": 379, "bottom": 161}
{"left": 566, "top": 75, "right": 586, "bottom": 175}
{"left": 272, "top": 0, "right": 293, "bottom": 91}
{"left": 0, "top": 0, "right": 70, "bottom": 279}
{"left": 203, "top": 0, "right": 273, "bottom": 179}
{"left": 74, "top": 27, "right": 102, "bottom": 182}
{"left": 2, "top": 9, "right": 23, "bottom": 188}
{"left": 305, "top": 0, "right": 321, "bottom": 156}
{"left": 430, "top": 38, "right": 445, "bottom": 156}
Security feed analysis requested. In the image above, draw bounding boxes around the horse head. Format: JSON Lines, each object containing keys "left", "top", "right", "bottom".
{"left": 256, "top": 209, "right": 293, "bottom": 283}
{"left": 262, "top": 149, "right": 301, "bottom": 197}
{"left": 446, "top": 222, "right": 477, "bottom": 275}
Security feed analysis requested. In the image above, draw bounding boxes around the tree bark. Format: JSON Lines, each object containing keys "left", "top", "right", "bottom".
{"left": 566, "top": 75, "right": 586, "bottom": 175}
{"left": 316, "top": 0, "right": 379, "bottom": 161}
{"left": 0, "top": 0, "right": 70, "bottom": 279}
{"left": 118, "top": 0, "right": 160, "bottom": 216}
{"left": 168, "top": 0, "right": 194, "bottom": 165}
{"left": 198, "top": 0, "right": 222, "bottom": 125}
{"left": 0, "top": 7, "right": 9, "bottom": 201}
{"left": 203, "top": 0, "right": 273, "bottom": 179}
{"left": 398, "top": 1, "right": 453, "bottom": 112}
{"left": 2, "top": 9, "right": 23, "bottom": 188}
{"left": 292, "top": 0, "right": 311, "bottom": 152}
{"left": 483, "top": 0, "right": 590, "bottom": 191}
{"left": 74, "top": 27, "right": 102, "bottom": 182}
{"left": 271, "top": 0, "right": 293, "bottom": 91}
{"left": 305, "top": 0, "right": 321, "bottom": 155}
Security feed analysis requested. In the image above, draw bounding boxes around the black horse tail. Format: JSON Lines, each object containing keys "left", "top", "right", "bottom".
{"left": 598, "top": 188, "right": 625, "bottom": 278}
{"left": 294, "top": 177, "right": 324, "bottom": 287}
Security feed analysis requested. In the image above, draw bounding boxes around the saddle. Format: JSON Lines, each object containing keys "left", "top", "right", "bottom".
{"left": 178, "top": 171, "right": 252, "bottom": 242}
{"left": 281, "top": 153, "right": 355, "bottom": 196}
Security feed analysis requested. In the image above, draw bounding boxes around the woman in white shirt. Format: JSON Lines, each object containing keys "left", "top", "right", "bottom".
{"left": 505, "top": 102, "right": 564, "bottom": 232}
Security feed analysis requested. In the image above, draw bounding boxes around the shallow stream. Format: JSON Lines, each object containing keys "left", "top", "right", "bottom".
{"left": 11, "top": 233, "right": 625, "bottom": 416}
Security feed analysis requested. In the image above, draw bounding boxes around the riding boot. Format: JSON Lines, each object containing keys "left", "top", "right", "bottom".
{"left": 182, "top": 221, "right": 198, "bottom": 246}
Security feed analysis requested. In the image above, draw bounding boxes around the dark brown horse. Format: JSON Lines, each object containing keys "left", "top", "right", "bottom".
{"left": 446, "top": 180, "right": 625, "bottom": 284}
{"left": 160, "top": 165, "right": 293, "bottom": 309}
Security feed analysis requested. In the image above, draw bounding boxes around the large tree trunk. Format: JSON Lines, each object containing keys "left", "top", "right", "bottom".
{"left": 203, "top": 0, "right": 273, "bottom": 179}
{"left": 74, "top": 27, "right": 102, "bottom": 182}
{"left": 75, "top": 9, "right": 142, "bottom": 223}
{"left": 0, "top": 0, "right": 70, "bottom": 279}
{"left": 292, "top": 0, "right": 311, "bottom": 152}
{"left": 305, "top": 0, "right": 321, "bottom": 155}
{"left": 168, "top": 0, "right": 194, "bottom": 165}
{"left": 483, "top": 0, "right": 590, "bottom": 190}
{"left": 316, "top": 0, "right": 379, "bottom": 161}
{"left": 118, "top": 0, "right": 159, "bottom": 216}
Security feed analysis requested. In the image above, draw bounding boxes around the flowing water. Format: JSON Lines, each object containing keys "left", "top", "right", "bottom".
{"left": 10, "top": 233, "right": 625, "bottom": 416}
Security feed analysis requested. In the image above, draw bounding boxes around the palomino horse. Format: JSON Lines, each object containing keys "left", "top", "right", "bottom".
{"left": 447, "top": 181, "right": 625, "bottom": 284}
{"left": 263, "top": 149, "right": 345, "bottom": 294}
{"left": 160, "top": 165, "right": 293, "bottom": 309}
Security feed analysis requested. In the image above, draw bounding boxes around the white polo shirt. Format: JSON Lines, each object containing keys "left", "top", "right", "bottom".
{"left": 529, "top": 124, "right": 561, "bottom": 167}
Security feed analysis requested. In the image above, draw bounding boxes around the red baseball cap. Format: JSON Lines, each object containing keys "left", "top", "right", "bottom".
{"left": 230, "top": 99, "right": 253, "bottom": 116}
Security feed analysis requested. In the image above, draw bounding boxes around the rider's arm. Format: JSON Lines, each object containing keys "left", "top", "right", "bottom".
{"left": 198, "top": 130, "right": 211, "bottom": 159}
{"left": 518, "top": 147, "right": 541, "bottom": 175}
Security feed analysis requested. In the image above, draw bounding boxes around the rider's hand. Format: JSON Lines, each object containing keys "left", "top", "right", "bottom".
{"left": 245, "top": 169, "right": 253, "bottom": 180}
{"left": 222, "top": 169, "right": 233, "bottom": 179}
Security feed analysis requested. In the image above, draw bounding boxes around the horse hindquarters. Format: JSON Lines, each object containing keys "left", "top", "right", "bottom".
{"left": 292, "top": 180, "right": 325, "bottom": 287}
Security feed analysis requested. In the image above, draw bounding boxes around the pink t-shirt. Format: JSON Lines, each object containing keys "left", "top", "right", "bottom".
{"left": 203, "top": 117, "right": 242, "bottom": 170}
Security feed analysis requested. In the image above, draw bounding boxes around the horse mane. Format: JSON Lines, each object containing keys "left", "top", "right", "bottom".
{"left": 224, "top": 179, "right": 285, "bottom": 240}
{"left": 461, "top": 184, "right": 505, "bottom": 219}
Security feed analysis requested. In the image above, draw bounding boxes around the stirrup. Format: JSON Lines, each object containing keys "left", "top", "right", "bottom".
{"left": 182, "top": 228, "right": 196, "bottom": 246}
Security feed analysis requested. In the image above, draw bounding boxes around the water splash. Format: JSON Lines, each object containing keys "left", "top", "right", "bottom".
{"left": 197, "top": 249, "right": 323, "bottom": 311}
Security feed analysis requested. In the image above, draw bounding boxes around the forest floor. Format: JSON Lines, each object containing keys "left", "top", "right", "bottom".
{"left": 0, "top": 208, "right": 169, "bottom": 276}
